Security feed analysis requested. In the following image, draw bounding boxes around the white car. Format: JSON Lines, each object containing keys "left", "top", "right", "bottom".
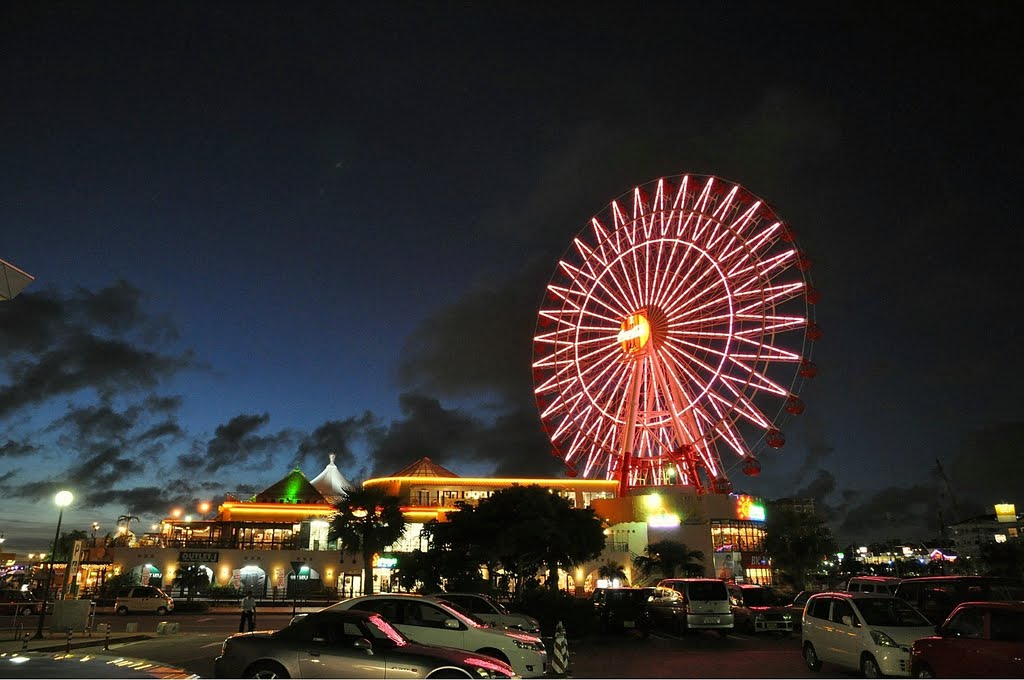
{"left": 329, "top": 594, "right": 548, "bottom": 677}
{"left": 431, "top": 593, "right": 541, "bottom": 633}
{"left": 801, "top": 592, "right": 934, "bottom": 677}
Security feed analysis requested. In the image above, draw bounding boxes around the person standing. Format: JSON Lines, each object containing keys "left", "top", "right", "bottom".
{"left": 239, "top": 590, "right": 256, "bottom": 632}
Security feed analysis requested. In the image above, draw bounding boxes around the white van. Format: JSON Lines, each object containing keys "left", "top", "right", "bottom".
{"left": 656, "top": 578, "right": 734, "bottom": 636}
{"left": 847, "top": 576, "right": 901, "bottom": 595}
{"left": 114, "top": 585, "right": 175, "bottom": 615}
{"left": 801, "top": 592, "right": 932, "bottom": 677}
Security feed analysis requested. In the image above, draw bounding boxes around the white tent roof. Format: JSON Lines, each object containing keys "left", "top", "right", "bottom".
{"left": 1, "top": 258, "right": 34, "bottom": 301}
{"left": 310, "top": 453, "right": 353, "bottom": 500}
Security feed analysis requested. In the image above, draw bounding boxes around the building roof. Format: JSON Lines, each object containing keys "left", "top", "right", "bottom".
{"left": 310, "top": 453, "right": 353, "bottom": 500}
{"left": 390, "top": 457, "right": 460, "bottom": 478}
{"left": 1, "top": 258, "right": 34, "bottom": 301}
{"left": 251, "top": 468, "right": 329, "bottom": 504}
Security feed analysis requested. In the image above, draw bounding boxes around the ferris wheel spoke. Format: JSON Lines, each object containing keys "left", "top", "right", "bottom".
{"left": 651, "top": 238, "right": 693, "bottom": 309}
{"left": 729, "top": 248, "right": 797, "bottom": 280}
{"left": 729, "top": 334, "right": 802, "bottom": 362}
{"left": 734, "top": 315, "right": 806, "bottom": 335}
{"left": 655, "top": 250, "right": 717, "bottom": 315}
{"left": 723, "top": 357, "right": 790, "bottom": 396}
{"left": 718, "top": 220, "right": 782, "bottom": 272}
{"left": 705, "top": 383, "right": 771, "bottom": 430}
{"left": 732, "top": 282, "right": 805, "bottom": 314}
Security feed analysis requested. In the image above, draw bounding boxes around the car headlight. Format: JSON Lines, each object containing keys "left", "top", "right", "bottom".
{"left": 513, "top": 638, "right": 545, "bottom": 651}
{"left": 870, "top": 630, "right": 899, "bottom": 648}
{"left": 781, "top": 614, "right": 792, "bottom": 620}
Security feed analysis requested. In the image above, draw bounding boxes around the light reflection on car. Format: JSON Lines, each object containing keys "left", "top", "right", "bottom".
{"left": 214, "top": 608, "right": 516, "bottom": 678}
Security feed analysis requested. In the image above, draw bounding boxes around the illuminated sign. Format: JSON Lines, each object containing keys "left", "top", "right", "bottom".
{"left": 372, "top": 554, "right": 398, "bottom": 569}
{"left": 735, "top": 495, "right": 766, "bottom": 522}
{"left": 179, "top": 551, "right": 219, "bottom": 563}
{"left": 618, "top": 313, "right": 651, "bottom": 354}
{"left": 995, "top": 503, "right": 1016, "bottom": 522}
{"left": 647, "top": 513, "right": 681, "bottom": 528}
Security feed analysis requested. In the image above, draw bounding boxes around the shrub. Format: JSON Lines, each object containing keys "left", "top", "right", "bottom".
{"left": 209, "top": 584, "right": 242, "bottom": 600}
{"left": 514, "top": 588, "right": 594, "bottom": 638}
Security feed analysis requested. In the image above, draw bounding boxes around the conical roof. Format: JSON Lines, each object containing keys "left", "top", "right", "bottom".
{"left": 390, "top": 456, "right": 459, "bottom": 478}
{"left": 310, "top": 453, "right": 353, "bottom": 500}
{"left": 252, "top": 468, "right": 328, "bottom": 504}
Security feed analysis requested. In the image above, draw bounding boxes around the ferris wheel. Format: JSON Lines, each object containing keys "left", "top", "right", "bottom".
{"left": 532, "top": 174, "right": 820, "bottom": 494}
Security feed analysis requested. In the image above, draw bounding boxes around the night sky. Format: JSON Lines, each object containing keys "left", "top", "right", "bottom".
{"left": 2, "top": 3, "right": 1020, "bottom": 550}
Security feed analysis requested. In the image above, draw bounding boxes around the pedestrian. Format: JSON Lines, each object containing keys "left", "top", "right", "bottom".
{"left": 239, "top": 589, "right": 256, "bottom": 632}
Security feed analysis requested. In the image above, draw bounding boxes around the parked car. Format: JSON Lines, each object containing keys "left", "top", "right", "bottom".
{"left": 910, "top": 601, "right": 1024, "bottom": 678}
{"left": 115, "top": 585, "right": 175, "bottom": 615}
{"left": 894, "top": 576, "right": 1024, "bottom": 626}
{"left": 784, "top": 591, "right": 812, "bottom": 631}
{"left": 847, "top": 576, "right": 901, "bottom": 595}
{"left": 430, "top": 592, "right": 541, "bottom": 633}
{"left": 328, "top": 594, "right": 547, "bottom": 677}
{"left": 801, "top": 592, "right": 934, "bottom": 677}
{"left": 656, "top": 578, "right": 734, "bottom": 636}
{"left": 0, "top": 588, "right": 40, "bottom": 616}
{"left": 214, "top": 607, "right": 515, "bottom": 679}
{"left": 727, "top": 584, "right": 794, "bottom": 635}
{"left": 589, "top": 587, "right": 657, "bottom": 637}
{"left": 641, "top": 586, "right": 689, "bottom": 634}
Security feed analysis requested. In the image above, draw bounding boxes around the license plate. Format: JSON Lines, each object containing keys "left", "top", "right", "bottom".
{"left": 705, "top": 616, "right": 720, "bottom": 624}
{"left": 623, "top": 620, "right": 635, "bottom": 628}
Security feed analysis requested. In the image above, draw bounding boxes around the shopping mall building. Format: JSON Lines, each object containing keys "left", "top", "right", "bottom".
{"left": 89, "top": 455, "right": 771, "bottom": 597}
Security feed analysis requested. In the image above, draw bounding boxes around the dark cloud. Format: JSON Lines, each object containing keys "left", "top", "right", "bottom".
{"left": 0, "top": 467, "right": 20, "bottom": 484}
{"left": 367, "top": 393, "right": 483, "bottom": 476}
{"left": 794, "top": 469, "right": 839, "bottom": 521}
{"left": 946, "top": 422, "right": 1023, "bottom": 508}
{"left": 293, "top": 413, "right": 379, "bottom": 471}
{"left": 0, "top": 283, "right": 196, "bottom": 417}
{"left": 178, "top": 413, "right": 300, "bottom": 474}
{"left": 837, "top": 484, "right": 940, "bottom": 542}
{"left": 0, "top": 438, "right": 36, "bottom": 458}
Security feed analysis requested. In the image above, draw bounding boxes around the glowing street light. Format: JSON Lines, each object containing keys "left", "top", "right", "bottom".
{"left": 34, "top": 490, "right": 73, "bottom": 639}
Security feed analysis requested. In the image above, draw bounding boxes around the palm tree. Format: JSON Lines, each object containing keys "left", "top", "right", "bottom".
{"left": 598, "top": 560, "right": 629, "bottom": 586}
{"left": 112, "top": 513, "right": 140, "bottom": 547}
{"left": 328, "top": 485, "right": 406, "bottom": 596}
{"left": 633, "top": 540, "right": 705, "bottom": 582}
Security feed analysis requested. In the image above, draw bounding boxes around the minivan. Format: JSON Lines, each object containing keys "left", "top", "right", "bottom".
{"left": 656, "top": 578, "right": 733, "bottom": 635}
{"left": 894, "top": 576, "right": 1024, "bottom": 625}
{"left": 115, "top": 585, "right": 175, "bottom": 615}
{"left": 802, "top": 592, "right": 933, "bottom": 677}
{"left": 847, "top": 576, "right": 901, "bottom": 595}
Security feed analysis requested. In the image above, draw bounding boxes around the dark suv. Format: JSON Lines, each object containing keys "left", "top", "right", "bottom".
{"left": 894, "top": 576, "right": 1024, "bottom": 624}
{"left": 0, "top": 589, "right": 40, "bottom": 616}
{"left": 590, "top": 587, "right": 657, "bottom": 636}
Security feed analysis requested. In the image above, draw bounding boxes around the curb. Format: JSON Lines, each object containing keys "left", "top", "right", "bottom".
{"left": 0, "top": 634, "right": 152, "bottom": 654}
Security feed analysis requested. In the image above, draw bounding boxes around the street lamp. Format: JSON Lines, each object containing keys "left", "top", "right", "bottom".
{"left": 34, "top": 489, "right": 73, "bottom": 639}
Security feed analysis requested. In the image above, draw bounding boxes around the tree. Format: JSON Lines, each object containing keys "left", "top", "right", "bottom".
{"left": 174, "top": 564, "right": 210, "bottom": 601}
{"left": 633, "top": 540, "right": 705, "bottom": 581}
{"left": 764, "top": 506, "right": 835, "bottom": 592}
{"left": 433, "top": 485, "right": 606, "bottom": 593}
{"left": 598, "top": 560, "right": 629, "bottom": 585}
{"left": 328, "top": 485, "right": 406, "bottom": 595}
{"left": 979, "top": 541, "right": 1024, "bottom": 579}
{"left": 53, "top": 530, "right": 90, "bottom": 562}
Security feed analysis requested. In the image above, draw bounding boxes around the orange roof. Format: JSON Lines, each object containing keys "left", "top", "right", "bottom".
{"left": 390, "top": 457, "right": 460, "bottom": 478}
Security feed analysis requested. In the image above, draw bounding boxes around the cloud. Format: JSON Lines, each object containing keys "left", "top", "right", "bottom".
{"left": 0, "top": 438, "right": 36, "bottom": 458}
{"left": 0, "top": 282, "right": 196, "bottom": 417}
{"left": 837, "top": 484, "right": 940, "bottom": 542}
{"left": 177, "top": 413, "right": 300, "bottom": 474}
{"left": 946, "top": 422, "right": 1024, "bottom": 508}
{"left": 293, "top": 413, "right": 380, "bottom": 471}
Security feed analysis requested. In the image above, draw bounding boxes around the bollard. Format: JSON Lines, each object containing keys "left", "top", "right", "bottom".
{"left": 22, "top": 632, "right": 29, "bottom": 651}
{"left": 104, "top": 623, "right": 110, "bottom": 651}
{"left": 85, "top": 625, "right": 91, "bottom": 638}
{"left": 551, "top": 620, "right": 570, "bottom": 676}
{"left": 65, "top": 627, "right": 73, "bottom": 653}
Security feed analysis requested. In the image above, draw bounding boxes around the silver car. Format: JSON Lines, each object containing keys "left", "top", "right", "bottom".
{"left": 213, "top": 608, "right": 517, "bottom": 679}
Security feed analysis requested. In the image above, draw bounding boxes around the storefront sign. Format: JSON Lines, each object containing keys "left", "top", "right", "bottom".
{"left": 179, "top": 551, "right": 219, "bottom": 563}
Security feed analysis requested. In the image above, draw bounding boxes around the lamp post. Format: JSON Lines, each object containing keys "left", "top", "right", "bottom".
{"left": 34, "top": 490, "right": 73, "bottom": 639}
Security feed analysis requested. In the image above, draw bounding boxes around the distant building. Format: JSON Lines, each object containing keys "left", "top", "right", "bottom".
{"left": 769, "top": 497, "right": 817, "bottom": 516}
{"left": 89, "top": 456, "right": 773, "bottom": 598}
{"left": 949, "top": 503, "right": 1022, "bottom": 558}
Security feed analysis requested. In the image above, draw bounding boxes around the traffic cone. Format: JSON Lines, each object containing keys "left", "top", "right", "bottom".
{"left": 551, "top": 620, "right": 570, "bottom": 676}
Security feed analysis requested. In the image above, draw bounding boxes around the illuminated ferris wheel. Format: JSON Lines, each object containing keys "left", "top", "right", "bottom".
{"left": 532, "top": 174, "right": 820, "bottom": 494}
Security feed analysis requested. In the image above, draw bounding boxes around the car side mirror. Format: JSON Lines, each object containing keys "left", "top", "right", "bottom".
{"left": 444, "top": 618, "right": 460, "bottom": 629}
{"left": 354, "top": 637, "right": 373, "bottom": 655}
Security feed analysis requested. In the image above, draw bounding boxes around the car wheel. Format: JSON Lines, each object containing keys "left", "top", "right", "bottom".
{"left": 861, "top": 653, "right": 884, "bottom": 678}
{"left": 476, "top": 649, "right": 510, "bottom": 665}
{"left": 717, "top": 629, "right": 729, "bottom": 638}
{"left": 803, "top": 642, "right": 822, "bottom": 671}
{"left": 914, "top": 664, "right": 935, "bottom": 679}
{"left": 156, "top": 606, "right": 168, "bottom": 615}
{"left": 744, "top": 619, "right": 757, "bottom": 634}
{"left": 116, "top": 606, "right": 129, "bottom": 615}
{"left": 244, "top": 661, "right": 290, "bottom": 679}
{"left": 426, "top": 671, "right": 473, "bottom": 679}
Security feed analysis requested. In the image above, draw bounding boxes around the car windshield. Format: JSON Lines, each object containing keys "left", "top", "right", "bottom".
{"left": 856, "top": 598, "right": 930, "bottom": 627}
{"left": 437, "top": 600, "right": 488, "bottom": 627}
{"left": 485, "top": 597, "right": 510, "bottom": 615}
{"left": 991, "top": 581, "right": 1024, "bottom": 600}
